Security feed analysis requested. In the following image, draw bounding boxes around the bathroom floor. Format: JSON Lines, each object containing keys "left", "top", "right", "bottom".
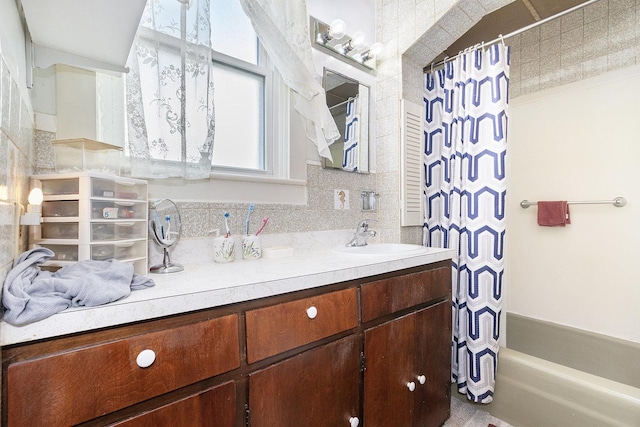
{"left": 444, "top": 396, "right": 513, "bottom": 427}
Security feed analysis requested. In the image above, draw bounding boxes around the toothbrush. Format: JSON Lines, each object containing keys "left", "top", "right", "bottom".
{"left": 224, "top": 212, "right": 231, "bottom": 238}
{"left": 255, "top": 217, "right": 269, "bottom": 236}
{"left": 165, "top": 215, "right": 171, "bottom": 238}
{"left": 245, "top": 203, "right": 255, "bottom": 235}
{"left": 155, "top": 210, "right": 164, "bottom": 239}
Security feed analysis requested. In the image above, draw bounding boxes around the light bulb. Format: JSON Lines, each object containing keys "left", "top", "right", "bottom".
{"left": 369, "top": 42, "right": 383, "bottom": 56}
{"left": 28, "top": 188, "right": 43, "bottom": 205}
{"left": 329, "top": 19, "right": 347, "bottom": 40}
{"left": 21, "top": 187, "right": 43, "bottom": 225}
{"left": 352, "top": 31, "right": 367, "bottom": 50}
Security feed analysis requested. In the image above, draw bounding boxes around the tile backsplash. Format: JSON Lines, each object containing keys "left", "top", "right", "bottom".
{"left": 146, "top": 164, "right": 380, "bottom": 266}
{"left": 0, "top": 55, "right": 36, "bottom": 286}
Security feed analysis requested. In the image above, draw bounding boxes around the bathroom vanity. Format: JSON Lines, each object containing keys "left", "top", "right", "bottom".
{"left": 1, "top": 248, "right": 452, "bottom": 426}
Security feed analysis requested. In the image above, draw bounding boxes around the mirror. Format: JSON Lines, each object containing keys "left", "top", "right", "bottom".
{"left": 323, "top": 68, "right": 370, "bottom": 173}
{"left": 149, "top": 199, "right": 183, "bottom": 274}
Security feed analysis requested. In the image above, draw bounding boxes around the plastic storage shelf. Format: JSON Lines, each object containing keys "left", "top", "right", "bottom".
{"left": 29, "top": 172, "right": 148, "bottom": 275}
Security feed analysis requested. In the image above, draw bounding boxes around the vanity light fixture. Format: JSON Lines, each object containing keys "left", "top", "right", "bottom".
{"left": 359, "top": 42, "right": 383, "bottom": 63}
{"left": 20, "top": 187, "right": 43, "bottom": 226}
{"left": 318, "top": 19, "right": 347, "bottom": 44}
{"left": 311, "top": 17, "right": 382, "bottom": 71}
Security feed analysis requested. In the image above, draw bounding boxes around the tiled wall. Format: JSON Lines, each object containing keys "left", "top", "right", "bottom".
{"left": 509, "top": 0, "right": 640, "bottom": 98}
{"left": 35, "top": 134, "right": 378, "bottom": 240}
{"left": 0, "top": 56, "right": 35, "bottom": 286}
{"left": 374, "top": 0, "right": 512, "bottom": 245}
{"left": 164, "top": 165, "right": 376, "bottom": 240}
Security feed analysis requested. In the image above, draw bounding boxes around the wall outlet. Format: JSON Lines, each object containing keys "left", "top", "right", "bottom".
{"left": 334, "top": 189, "right": 349, "bottom": 210}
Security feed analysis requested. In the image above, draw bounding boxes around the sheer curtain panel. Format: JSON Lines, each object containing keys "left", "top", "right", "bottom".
{"left": 126, "top": 0, "right": 215, "bottom": 180}
{"left": 238, "top": 0, "right": 340, "bottom": 160}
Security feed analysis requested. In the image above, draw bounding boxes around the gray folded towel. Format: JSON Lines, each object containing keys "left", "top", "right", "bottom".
{"left": 2, "top": 247, "right": 155, "bottom": 326}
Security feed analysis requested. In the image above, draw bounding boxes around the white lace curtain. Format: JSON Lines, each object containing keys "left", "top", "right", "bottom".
{"left": 126, "top": 0, "right": 215, "bottom": 180}
{"left": 238, "top": 0, "right": 340, "bottom": 160}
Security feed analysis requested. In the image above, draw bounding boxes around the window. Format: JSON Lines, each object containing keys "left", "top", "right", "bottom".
{"left": 123, "top": 0, "right": 288, "bottom": 179}
{"left": 209, "top": 0, "right": 284, "bottom": 176}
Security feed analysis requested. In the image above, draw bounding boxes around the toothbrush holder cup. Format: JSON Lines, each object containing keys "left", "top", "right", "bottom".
{"left": 242, "top": 235, "right": 262, "bottom": 260}
{"left": 213, "top": 236, "right": 235, "bottom": 263}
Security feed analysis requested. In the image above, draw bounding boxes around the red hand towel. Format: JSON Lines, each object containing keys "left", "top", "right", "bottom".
{"left": 537, "top": 201, "right": 571, "bottom": 226}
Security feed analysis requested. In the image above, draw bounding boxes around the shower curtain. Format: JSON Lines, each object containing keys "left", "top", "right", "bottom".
{"left": 423, "top": 44, "right": 509, "bottom": 403}
{"left": 343, "top": 95, "right": 359, "bottom": 172}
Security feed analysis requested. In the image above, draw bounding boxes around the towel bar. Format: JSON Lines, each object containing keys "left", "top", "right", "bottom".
{"left": 520, "top": 197, "right": 627, "bottom": 209}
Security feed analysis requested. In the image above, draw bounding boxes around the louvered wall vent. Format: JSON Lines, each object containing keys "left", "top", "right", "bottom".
{"left": 400, "top": 99, "right": 424, "bottom": 226}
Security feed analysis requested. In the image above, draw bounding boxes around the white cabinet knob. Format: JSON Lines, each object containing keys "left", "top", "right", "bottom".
{"left": 349, "top": 416, "right": 360, "bottom": 427}
{"left": 306, "top": 306, "right": 318, "bottom": 319}
{"left": 417, "top": 375, "right": 426, "bottom": 385}
{"left": 407, "top": 381, "right": 416, "bottom": 392}
{"left": 136, "top": 349, "right": 156, "bottom": 368}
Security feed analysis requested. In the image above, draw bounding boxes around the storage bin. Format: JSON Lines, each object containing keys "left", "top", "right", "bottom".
{"left": 41, "top": 223, "right": 79, "bottom": 240}
{"left": 91, "top": 178, "right": 146, "bottom": 200}
{"left": 42, "top": 201, "right": 79, "bottom": 218}
{"left": 91, "top": 201, "right": 146, "bottom": 220}
{"left": 52, "top": 138, "right": 122, "bottom": 175}
{"left": 29, "top": 173, "right": 149, "bottom": 274}
{"left": 41, "top": 179, "right": 79, "bottom": 196}
{"left": 38, "top": 244, "right": 79, "bottom": 261}
{"left": 90, "top": 222, "right": 147, "bottom": 242}
{"left": 91, "top": 241, "right": 146, "bottom": 261}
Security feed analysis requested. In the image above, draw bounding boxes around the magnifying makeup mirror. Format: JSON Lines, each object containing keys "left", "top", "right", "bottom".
{"left": 149, "top": 199, "right": 183, "bottom": 273}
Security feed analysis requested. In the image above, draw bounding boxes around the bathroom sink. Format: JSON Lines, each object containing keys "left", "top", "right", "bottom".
{"left": 332, "top": 243, "right": 430, "bottom": 256}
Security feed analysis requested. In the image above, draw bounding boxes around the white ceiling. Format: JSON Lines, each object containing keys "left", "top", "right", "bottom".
{"left": 20, "top": 0, "right": 146, "bottom": 70}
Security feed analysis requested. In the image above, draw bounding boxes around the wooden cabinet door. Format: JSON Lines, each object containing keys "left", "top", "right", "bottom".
{"left": 413, "top": 301, "right": 452, "bottom": 427}
{"left": 363, "top": 313, "right": 415, "bottom": 427}
{"left": 111, "top": 381, "right": 236, "bottom": 427}
{"left": 249, "top": 335, "right": 360, "bottom": 427}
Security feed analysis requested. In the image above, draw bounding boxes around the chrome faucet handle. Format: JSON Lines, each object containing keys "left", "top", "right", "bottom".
{"left": 357, "top": 219, "right": 376, "bottom": 231}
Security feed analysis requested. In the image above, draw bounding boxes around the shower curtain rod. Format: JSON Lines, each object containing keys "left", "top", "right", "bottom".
{"left": 328, "top": 98, "right": 352, "bottom": 110}
{"left": 425, "top": 0, "right": 600, "bottom": 70}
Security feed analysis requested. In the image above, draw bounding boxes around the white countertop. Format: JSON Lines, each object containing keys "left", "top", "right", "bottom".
{"left": 0, "top": 246, "right": 453, "bottom": 346}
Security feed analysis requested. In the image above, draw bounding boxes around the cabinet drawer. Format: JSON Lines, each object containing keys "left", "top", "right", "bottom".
{"left": 42, "top": 200, "right": 79, "bottom": 218}
{"left": 91, "top": 200, "right": 147, "bottom": 220}
{"left": 246, "top": 288, "right": 358, "bottom": 363}
{"left": 40, "top": 222, "right": 79, "bottom": 239}
{"left": 92, "top": 177, "right": 147, "bottom": 200}
{"left": 6, "top": 314, "right": 240, "bottom": 427}
{"left": 92, "top": 240, "right": 147, "bottom": 261}
{"left": 361, "top": 267, "right": 451, "bottom": 322}
{"left": 91, "top": 221, "right": 148, "bottom": 241}
{"left": 40, "top": 177, "right": 79, "bottom": 196}
{"left": 36, "top": 243, "right": 78, "bottom": 261}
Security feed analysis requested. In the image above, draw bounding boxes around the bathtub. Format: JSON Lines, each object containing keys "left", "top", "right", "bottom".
{"left": 454, "top": 313, "right": 640, "bottom": 426}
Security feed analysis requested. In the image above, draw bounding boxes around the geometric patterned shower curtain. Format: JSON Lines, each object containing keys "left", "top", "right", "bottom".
{"left": 423, "top": 43, "right": 509, "bottom": 403}
{"left": 343, "top": 95, "right": 359, "bottom": 172}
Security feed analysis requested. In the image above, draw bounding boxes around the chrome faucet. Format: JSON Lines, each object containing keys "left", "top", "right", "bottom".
{"left": 346, "top": 219, "right": 377, "bottom": 247}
